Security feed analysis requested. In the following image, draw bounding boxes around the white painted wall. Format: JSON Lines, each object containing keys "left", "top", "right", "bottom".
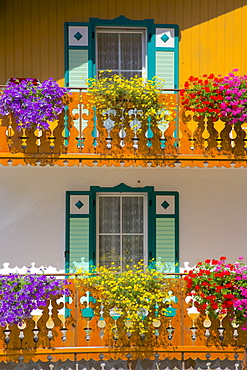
{"left": 0, "top": 165, "right": 246, "bottom": 271}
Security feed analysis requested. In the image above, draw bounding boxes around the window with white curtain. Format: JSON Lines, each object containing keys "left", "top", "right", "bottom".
{"left": 96, "top": 28, "right": 146, "bottom": 78}
{"left": 97, "top": 194, "right": 147, "bottom": 270}
{"left": 66, "top": 186, "right": 179, "bottom": 273}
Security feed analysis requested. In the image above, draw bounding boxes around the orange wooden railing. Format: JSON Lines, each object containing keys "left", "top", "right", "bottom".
{"left": 0, "top": 89, "right": 247, "bottom": 167}
{"left": 0, "top": 275, "right": 245, "bottom": 363}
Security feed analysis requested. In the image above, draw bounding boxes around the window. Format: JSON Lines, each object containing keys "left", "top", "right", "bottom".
{"left": 66, "top": 184, "right": 179, "bottom": 273}
{"left": 96, "top": 28, "right": 146, "bottom": 78}
{"left": 65, "top": 16, "right": 179, "bottom": 88}
{"left": 97, "top": 194, "right": 147, "bottom": 269}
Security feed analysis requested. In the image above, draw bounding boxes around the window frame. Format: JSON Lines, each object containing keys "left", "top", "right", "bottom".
{"left": 96, "top": 27, "right": 147, "bottom": 77}
{"left": 96, "top": 192, "right": 148, "bottom": 268}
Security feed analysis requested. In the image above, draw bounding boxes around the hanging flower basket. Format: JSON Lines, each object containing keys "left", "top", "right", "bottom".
{"left": 184, "top": 256, "right": 247, "bottom": 328}
{"left": 86, "top": 73, "right": 173, "bottom": 127}
{"left": 75, "top": 261, "right": 171, "bottom": 335}
{"left": 180, "top": 70, "right": 247, "bottom": 125}
{"left": 0, "top": 273, "right": 69, "bottom": 326}
{"left": 0, "top": 78, "right": 70, "bottom": 130}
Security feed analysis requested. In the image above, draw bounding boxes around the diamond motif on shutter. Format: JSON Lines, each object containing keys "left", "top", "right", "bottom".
{"left": 75, "top": 200, "right": 84, "bottom": 209}
{"left": 74, "top": 32, "right": 83, "bottom": 41}
{"left": 161, "top": 33, "right": 169, "bottom": 43}
{"left": 161, "top": 200, "right": 169, "bottom": 209}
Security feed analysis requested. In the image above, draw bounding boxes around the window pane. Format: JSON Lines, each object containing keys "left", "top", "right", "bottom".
{"left": 122, "top": 235, "right": 144, "bottom": 269}
{"left": 98, "top": 33, "right": 119, "bottom": 71}
{"left": 120, "top": 33, "right": 142, "bottom": 71}
{"left": 99, "top": 197, "right": 120, "bottom": 233}
{"left": 121, "top": 71, "right": 142, "bottom": 79}
{"left": 99, "top": 235, "right": 120, "bottom": 268}
{"left": 122, "top": 197, "right": 143, "bottom": 233}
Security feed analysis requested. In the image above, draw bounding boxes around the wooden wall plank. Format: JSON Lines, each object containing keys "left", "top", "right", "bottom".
{"left": 30, "top": 0, "right": 41, "bottom": 78}
{"left": 207, "top": 0, "right": 217, "bottom": 74}
{"left": 242, "top": 2, "right": 247, "bottom": 75}
{"left": 39, "top": 0, "right": 49, "bottom": 81}
{"left": 47, "top": 0, "right": 58, "bottom": 79}
{"left": 0, "top": 1, "right": 6, "bottom": 81}
{"left": 232, "top": 0, "right": 243, "bottom": 74}
{"left": 55, "top": 0, "right": 66, "bottom": 84}
{"left": 22, "top": 0, "right": 32, "bottom": 77}
{"left": 13, "top": 0, "right": 23, "bottom": 77}
{"left": 4, "top": 0, "right": 15, "bottom": 81}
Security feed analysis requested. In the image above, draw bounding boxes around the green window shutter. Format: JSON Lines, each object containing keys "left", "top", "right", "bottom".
{"left": 65, "top": 22, "right": 93, "bottom": 88}
{"left": 66, "top": 192, "right": 90, "bottom": 272}
{"left": 155, "top": 192, "right": 179, "bottom": 272}
{"left": 153, "top": 25, "right": 179, "bottom": 89}
{"left": 68, "top": 49, "right": 88, "bottom": 87}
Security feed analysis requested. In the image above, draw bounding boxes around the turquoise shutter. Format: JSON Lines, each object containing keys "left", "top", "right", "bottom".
{"left": 65, "top": 22, "right": 93, "bottom": 88}
{"left": 66, "top": 191, "right": 90, "bottom": 272}
{"left": 155, "top": 192, "right": 179, "bottom": 272}
{"left": 152, "top": 25, "right": 179, "bottom": 89}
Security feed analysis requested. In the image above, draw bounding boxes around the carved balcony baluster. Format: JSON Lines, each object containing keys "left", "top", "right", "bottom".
{"left": 0, "top": 88, "right": 247, "bottom": 166}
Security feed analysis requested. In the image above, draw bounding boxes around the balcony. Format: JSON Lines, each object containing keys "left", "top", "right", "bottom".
{"left": 0, "top": 274, "right": 246, "bottom": 368}
{"left": 1, "top": 88, "right": 247, "bottom": 168}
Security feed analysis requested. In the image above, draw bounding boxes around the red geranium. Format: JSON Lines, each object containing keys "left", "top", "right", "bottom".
{"left": 180, "top": 73, "right": 224, "bottom": 118}
{"left": 185, "top": 257, "right": 237, "bottom": 319}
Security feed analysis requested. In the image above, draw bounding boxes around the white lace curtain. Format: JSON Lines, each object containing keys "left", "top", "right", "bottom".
{"left": 98, "top": 196, "right": 144, "bottom": 269}
{"left": 97, "top": 32, "right": 143, "bottom": 78}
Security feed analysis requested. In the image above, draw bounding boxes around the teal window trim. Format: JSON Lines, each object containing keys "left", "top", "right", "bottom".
{"left": 89, "top": 15, "right": 154, "bottom": 27}
{"left": 64, "top": 22, "right": 69, "bottom": 87}
{"left": 90, "top": 183, "right": 154, "bottom": 193}
{"left": 90, "top": 183, "right": 155, "bottom": 266}
{"left": 89, "top": 189, "right": 96, "bottom": 269}
{"left": 68, "top": 46, "right": 89, "bottom": 50}
{"left": 155, "top": 47, "right": 176, "bottom": 52}
{"left": 69, "top": 214, "right": 89, "bottom": 219}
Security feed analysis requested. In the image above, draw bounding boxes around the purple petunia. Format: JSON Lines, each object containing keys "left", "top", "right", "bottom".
{"left": 0, "top": 78, "right": 69, "bottom": 130}
{"left": 0, "top": 273, "right": 69, "bottom": 326}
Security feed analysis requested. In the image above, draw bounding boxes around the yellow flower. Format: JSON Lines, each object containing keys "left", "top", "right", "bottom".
{"left": 74, "top": 260, "right": 173, "bottom": 334}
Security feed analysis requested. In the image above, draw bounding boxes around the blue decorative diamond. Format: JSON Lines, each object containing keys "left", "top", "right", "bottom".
{"left": 161, "top": 34, "right": 169, "bottom": 43}
{"left": 75, "top": 200, "right": 84, "bottom": 209}
{"left": 74, "top": 32, "right": 83, "bottom": 41}
{"left": 161, "top": 200, "right": 169, "bottom": 209}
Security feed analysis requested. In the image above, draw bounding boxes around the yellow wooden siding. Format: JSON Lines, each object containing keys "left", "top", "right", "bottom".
{"left": 1, "top": 0, "right": 247, "bottom": 86}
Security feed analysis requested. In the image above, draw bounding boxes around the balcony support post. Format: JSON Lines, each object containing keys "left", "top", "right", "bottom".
{"left": 243, "top": 345, "right": 247, "bottom": 370}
